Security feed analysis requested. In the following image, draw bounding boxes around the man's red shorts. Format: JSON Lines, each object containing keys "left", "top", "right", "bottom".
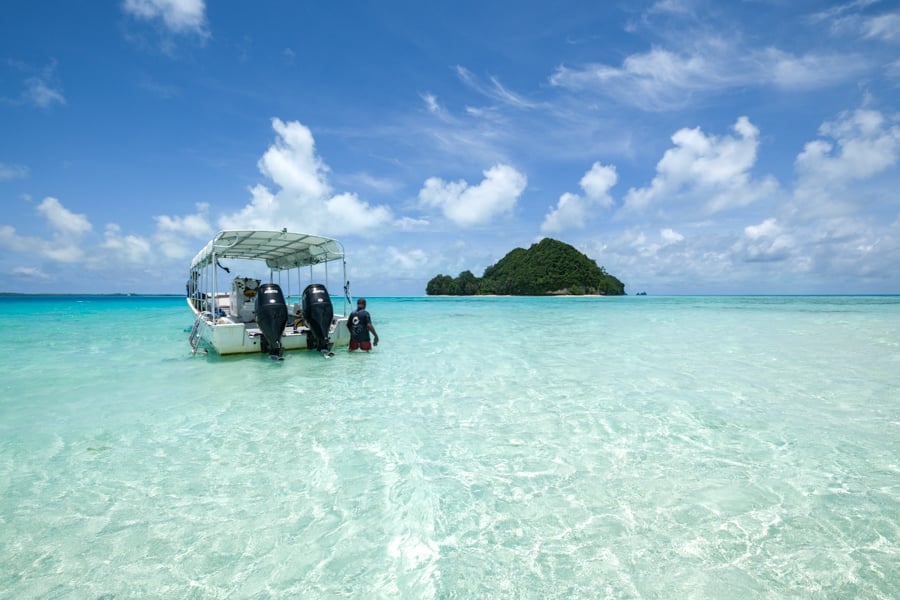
{"left": 349, "top": 340, "right": 372, "bottom": 351}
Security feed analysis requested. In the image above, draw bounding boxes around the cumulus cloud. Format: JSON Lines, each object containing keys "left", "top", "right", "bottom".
{"left": 324, "top": 192, "right": 392, "bottom": 233}
{"left": 792, "top": 109, "right": 900, "bottom": 218}
{"left": 155, "top": 203, "right": 213, "bottom": 238}
{"left": 418, "top": 164, "right": 527, "bottom": 227}
{"left": 595, "top": 110, "right": 900, "bottom": 291}
{"left": 580, "top": 162, "right": 618, "bottom": 205}
{"left": 153, "top": 202, "right": 213, "bottom": 259}
{"left": 733, "top": 217, "right": 796, "bottom": 262}
{"left": 384, "top": 246, "right": 430, "bottom": 272}
{"left": 622, "top": 116, "right": 777, "bottom": 215}
{"left": 0, "top": 197, "right": 91, "bottom": 263}
{"left": 0, "top": 225, "right": 34, "bottom": 255}
{"left": 796, "top": 109, "right": 900, "bottom": 187}
{"left": 632, "top": 227, "right": 686, "bottom": 256}
{"left": 541, "top": 193, "right": 586, "bottom": 234}
{"left": 219, "top": 118, "right": 393, "bottom": 236}
{"left": 258, "top": 118, "right": 330, "bottom": 199}
{"left": 660, "top": 227, "right": 684, "bottom": 244}
{"left": 348, "top": 244, "right": 435, "bottom": 294}
{"left": 36, "top": 197, "right": 92, "bottom": 237}
{"left": 102, "top": 224, "right": 153, "bottom": 264}
{"left": 123, "top": 0, "right": 208, "bottom": 35}
{"left": 0, "top": 194, "right": 212, "bottom": 274}
{"left": 541, "top": 162, "right": 617, "bottom": 234}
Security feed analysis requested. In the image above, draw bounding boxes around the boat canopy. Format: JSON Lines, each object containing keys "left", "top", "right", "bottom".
{"left": 189, "top": 230, "right": 345, "bottom": 272}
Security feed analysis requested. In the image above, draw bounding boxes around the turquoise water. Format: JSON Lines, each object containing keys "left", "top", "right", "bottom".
{"left": 1, "top": 295, "right": 898, "bottom": 598}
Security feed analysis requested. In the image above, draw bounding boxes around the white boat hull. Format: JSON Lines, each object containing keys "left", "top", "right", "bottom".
{"left": 188, "top": 299, "right": 349, "bottom": 356}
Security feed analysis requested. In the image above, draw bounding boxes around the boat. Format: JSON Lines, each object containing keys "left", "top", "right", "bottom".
{"left": 186, "top": 229, "right": 353, "bottom": 359}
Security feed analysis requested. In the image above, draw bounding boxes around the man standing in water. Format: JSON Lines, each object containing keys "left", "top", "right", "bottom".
{"left": 348, "top": 297, "right": 379, "bottom": 352}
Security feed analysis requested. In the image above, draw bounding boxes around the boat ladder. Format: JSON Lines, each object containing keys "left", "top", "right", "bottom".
{"left": 189, "top": 318, "right": 202, "bottom": 354}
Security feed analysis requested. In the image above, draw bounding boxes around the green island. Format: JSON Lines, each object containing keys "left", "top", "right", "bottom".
{"left": 426, "top": 238, "right": 626, "bottom": 296}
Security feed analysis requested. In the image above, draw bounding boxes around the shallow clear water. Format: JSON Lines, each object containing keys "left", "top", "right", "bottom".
{"left": 1, "top": 295, "right": 898, "bottom": 598}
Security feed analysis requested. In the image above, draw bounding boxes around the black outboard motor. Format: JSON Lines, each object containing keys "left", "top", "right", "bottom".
{"left": 302, "top": 283, "right": 334, "bottom": 354}
{"left": 255, "top": 283, "right": 288, "bottom": 359}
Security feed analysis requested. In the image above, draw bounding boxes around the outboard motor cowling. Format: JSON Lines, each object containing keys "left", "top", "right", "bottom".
{"left": 255, "top": 283, "right": 288, "bottom": 358}
{"left": 302, "top": 283, "right": 334, "bottom": 353}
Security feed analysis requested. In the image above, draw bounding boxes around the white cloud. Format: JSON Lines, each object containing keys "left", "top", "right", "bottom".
{"left": 549, "top": 39, "right": 869, "bottom": 110}
{"left": 0, "top": 225, "right": 33, "bottom": 254}
{"left": 222, "top": 184, "right": 278, "bottom": 231}
{"left": 258, "top": 118, "right": 330, "bottom": 199}
{"left": 153, "top": 203, "right": 213, "bottom": 259}
{"left": 3, "top": 60, "right": 65, "bottom": 109}
{"left": 2, "top": 196, "right": 208, "bottom": 275}
{"left": 799, "top": 109, "right": 900, "bottom": 180}
{"left": 0, "top": 162, "right": 29, "bottom": 181}
{"left": 219, "top": 118, "right": 393, "bottom": 236}
{"left": 549, "top": 45, "right": 728, "bottom": 111}
{"left": 37, "top": 197, "right": 91, "bottom": 237}
{"left": 324, "top": 193, "right": 393, "bottom": 235}
{"left": 660, "top": 228, "right": 684, "bottom": 244}
{"left": 0, "top": 198, "right": 91, "bottom": 264}
{"left": 581, "top": 162, "right": 618, "bottom": 206}
{"left": 627, "top": 226, "right": 685, "bottom": 256}
{"left": 345, "top": 172, "right": 401, "bottom": 195}
{"left": 793, "top": 109, "right": 900, "bottom": 217}
{"left": 12, "top": 266, "right": 51, "bottom": 281}
{"left": 123, "top": 0, "right": 208, "bottom": 35}
{"left": 349, "top": 244, "right": 435, "bottom": 292}
{"left": 455, "top": 65, "right": 538, "bottom": 110}
{"left": 421, "top": 93, "right": 442, "bottom": 115}
{"left": 541, "top": 192, "right": 588, "bottom": 234}
{"left": 584, "top": 225, "right": 777, "bottom": 293}
{"left": 622, "top": 116, "right": 777, "bottom": 215}
{"left": 155, "top": 203, "right": 212, "bottom": 238}
{"left": 744, "top": 217, "right": 781, "bottom": 240}
{"left": 102, "top": 224, "right": 153, "bottom": 264}
{"left": 733, "top": 217, "right": 796, "bottom": 262}
{"left": 541, "top": 162, "right": 617, "bottom": 234}
{"left": 395, "top": 216, "right": 430, "bottom": 231}
{"left": 384, "top": 246, "right": 429, "bottom": 272}
{"left": 418, "top": 164, "right": 527, "bottom": 227}
{"left": 24, "top": 75, "right": 65, "bottom": 108}
{"left": 815, "top": 4, "right": 900, "bottom": 42}
{"left": 861, "top": 13, "right": 900, "bottom": 42}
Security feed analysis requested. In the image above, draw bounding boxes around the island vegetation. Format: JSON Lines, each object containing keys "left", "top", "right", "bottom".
{"left": 426, "top": 238, "right": 626, "bottom": 296}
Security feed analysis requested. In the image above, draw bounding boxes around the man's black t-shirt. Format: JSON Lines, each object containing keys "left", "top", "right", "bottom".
{"left": 348, "top": 309, "right": 372, "bottom": 342}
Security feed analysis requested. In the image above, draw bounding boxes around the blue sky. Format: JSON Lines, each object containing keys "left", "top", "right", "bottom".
{"left": 2, "top": 0, "right": 899, "bottom": 295}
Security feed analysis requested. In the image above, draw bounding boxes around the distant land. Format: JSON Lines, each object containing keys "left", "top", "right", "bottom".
{"left": 426, "top": 238, "right": 626, "bottom": 296}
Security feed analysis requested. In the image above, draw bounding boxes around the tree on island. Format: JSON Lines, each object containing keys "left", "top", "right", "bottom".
{"left": 426, "top": 238, "right": 626, "bottom": 296}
